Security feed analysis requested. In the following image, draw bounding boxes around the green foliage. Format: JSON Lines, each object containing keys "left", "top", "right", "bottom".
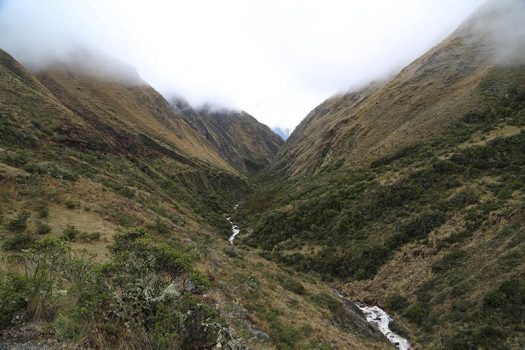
{"left": 0, "top": 119, "right": 39, "bottom": 148}
{"left": 385, "top": 293, "right": 409, "bottom": 311}
{"left": 64, "top": 199, "right": 80, "bottom": 209}
{"left": 6, "top": 210, "right": 30, "bottom": 233}
{"left": 35, "top": 221, "right": 51, "bottom": 235}
{"left": 147, "top": 217, "right": 170, "bottom": 235}
{"left": 2, "top": 233, "right": 35, "bottom": 251}
{"left": 61, "top": 225, "right": 79, "bottom": 241}
{"left": 370, "top": 144, "right": 426, "bottom": 168}
{"left": 2, "top": 150, "right": 30, "bottom": 167}
{"left": 0, "top": 229, "right": 225, "bottom": 348}
{"left": 431, "top": 250, "right": 467, "bottom": 273}
{"left": 78, "top": 232, "right": 100, "bottom": 242}
{"left": 275, "top": 274, "right": 307, "bottom": 295}
{"left": 28, "top": 162, "right": 78, "bottom": 181}
{"left": 403, "top": 303, "right": 427, "bottom": 325}
{"left": 36, "top": 203, "right": 49, "bottom": 218}
{"left": 0, "top": 274, "right": 31, "bottom": 328}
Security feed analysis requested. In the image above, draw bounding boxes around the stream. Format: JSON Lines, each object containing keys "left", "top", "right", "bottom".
{"left": 225, "top": 209, "right": 410, "bottom": 349}
{"left": 335, "top": 291, "right": 411, "bottom": 350}
{"left": 226, "top": 204, "right": 240, "bottom": 244}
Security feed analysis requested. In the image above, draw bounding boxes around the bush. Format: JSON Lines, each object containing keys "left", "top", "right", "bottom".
{"left": 64, "top": 200, "right": 80, "bottom": 210}
{"left": 385, "top": 293, "right": 409, "bottom": 311}
{"left": 35, "top": 222, "right": 51, "bottom": 235}
{"left": 2, "top": 233, "right": 35, "bottom": 251}
{"left": 61, "top": 225, "right": 79, "bottom": 241}
{"left": 0, "top": 229, "right": 228, "bottom": 348}
{"left": 2, "top": 150, "right": 30, "bottom": 167}
{"left": 6, "top": 210, "right": 30, "bottom": 233}
{"left": 431, "top": 250, "right": 467, "bottom": 273}
{"left": 147, "top": 218, "right": 170, "bottom": 235}
{"left": 78, "top": 232, "right": 100, "bottom": 242}
{"left": 404, "top": 303, "right": 427, "bottom": 325}
{"left": 36, "top": 203, "right": 49, "bottom": 218}
{"left": 276, "top": 274, "right": 307, "bottom": 295}
{"left": 0, "top": 274, "right": 31, "bottom": 328}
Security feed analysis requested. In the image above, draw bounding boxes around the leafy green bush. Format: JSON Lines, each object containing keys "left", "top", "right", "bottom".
{"left": 6, "top": 210, "right": 30, "bottom": 232}
{"left": 147, "top": 217, "right": 170, "bottom": 235}
{"left": 2, "top": 150, "right": 30, "bottom": 167}
{"left": 385, "top": 293, "right": 409, "bottom": 311}
{"left": 35, "top": 222, "right": 51, "bottom": 235}
{"left": 431, "top": 250, "right": 467, "bottom": 273}
{"left": 276, "top": 274, "right": 307, "bottom": 295}
{"left": 64, "top": 199, "right": 80, "bottom": 209}
{"left": 403, "top": 303, "right": 427, "bottom": 325}
{"left": 0, "top": 274, "right": 31, "bottom": 328}
{"left": 78, "top": 232, "right": 100, "bottom": 242}
{"left": 2, "top": 233, "right": 35, "bottom": 251}
{"left": 36, "top": 203, "right": 49, "bottom": 218}
{"left": 61, "top": 225, "right": 79, "bottom": 241}
{"left": 0, "top": 229, "right": 229, "bottom": 348}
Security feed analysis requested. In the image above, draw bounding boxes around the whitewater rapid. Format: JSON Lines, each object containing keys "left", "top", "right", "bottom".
{"left": 335, "top": 291, "right": 411, "bottom": 350}
{"left": 227, "top": 204, "right": 240, "bottom": 244}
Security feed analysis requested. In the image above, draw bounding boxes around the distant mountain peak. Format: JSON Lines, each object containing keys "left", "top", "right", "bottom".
{"left": 272, "top": 126, "right": 291, "bottom": 141}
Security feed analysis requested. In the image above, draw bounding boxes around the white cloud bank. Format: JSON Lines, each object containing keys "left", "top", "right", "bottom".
{"left": 0, "top": 0, "right": 486, "bottom": 129}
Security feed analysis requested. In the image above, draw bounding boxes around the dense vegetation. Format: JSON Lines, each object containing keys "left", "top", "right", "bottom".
{"left": 0, "top": 228, "right": 236, "bottom": 349}
{"left": 242, "top": 84, "right": 525, "bottom": 348}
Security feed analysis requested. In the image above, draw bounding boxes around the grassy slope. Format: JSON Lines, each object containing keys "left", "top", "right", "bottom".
{"left": 243, "top": 6, "right": 525, "bottom": 349}
{"left": 244, "top": 68, "right": 525, "bottom": 349}
{"left": 0, "top": 49, "right": 388, "bottom": 349}
{"left": 267, "top": 7, "right": 499, "bottom": 178}
{"left": 173, "top": 99, "right": 284, "bottom": 175}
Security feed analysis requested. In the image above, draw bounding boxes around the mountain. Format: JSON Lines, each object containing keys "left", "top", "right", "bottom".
{"left": 171, "top": 98, "right": 284, "bottom": 175}
{"left": 267, "top": 1, "right": 525, "bottom": 179}
{"left": 242, "top": 2, "right": 525, "bottom": 349}
{"left": 0, "top": 49, "right": 388, "bottom": 349}
{"left": 272, "top": 126, "right": 291, "bottom": 141}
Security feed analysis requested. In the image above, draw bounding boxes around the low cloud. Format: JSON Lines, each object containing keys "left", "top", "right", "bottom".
{"left": 0, "top": 0, "right": 489, "bottom": 129}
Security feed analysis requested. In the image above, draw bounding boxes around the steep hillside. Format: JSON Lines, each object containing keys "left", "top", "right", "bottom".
{"left": 172, "top": 99, "right": 284, "bottom": 174}
{"left": 268, "top": 1, "right": 521, "bottom": 178}
{"left": 0, "top": 49, "right": 388, "bottom": 349}
{"left": 242, "top": 2, "right": 525, "bottom": 349}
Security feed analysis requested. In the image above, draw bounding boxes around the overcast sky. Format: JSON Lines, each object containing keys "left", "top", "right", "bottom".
{"left": 0, "top": 0, "right": 485, "bottom": 129}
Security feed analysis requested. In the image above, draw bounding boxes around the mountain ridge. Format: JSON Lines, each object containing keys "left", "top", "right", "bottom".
{"left": 171, "top": 98, "right": 284, "bottom": 175}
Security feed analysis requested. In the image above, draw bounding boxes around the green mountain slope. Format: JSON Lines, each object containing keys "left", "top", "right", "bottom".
{"left": 268, "top": 1, "right": 522, "bottom": 179}
{"left": 0, "top": 49, "right": 389, "bottom": 349}
{"left": 242, "top": 3, "right": 525, "bottom": 349}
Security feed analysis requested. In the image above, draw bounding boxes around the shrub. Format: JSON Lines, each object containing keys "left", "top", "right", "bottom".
{"left": 36, "top": 203, "right": 49, "bottom": 218}
{"left": 2, "top": 234, "right": 35, "bottom": 251}
{"left": 0, "top": 274, "right": 31, "bottom": 328}
{"left": 35, "top": 222, "right": 51, "bottom": 235}
{"left": 0, "top": 229, "right": 227, "bottom": 348}
{"left": 64, "top": 200, "right": 80, "bottom": 210}
{"left": 385, "top": 293, "right": 409, "bottom": 311}
{"left": 276, "top": 274, "right": 307, "bottom": 295}
{"left": 78, "top": 232, "right": 100, "bottom": 242}
{"left": 147, "top": 218, "right": 170, "bottom": 235}
{"left": 404, "top": 303, "right": 427, "bottom": 325}
{"left": 6, "top": 210, "right": 30, "bottom": 233}
{"left": 2, "top": 150, "right": 30, "bottom": 167}
{"left": 431, "top": 250, "right": 467, "bottom": 273}
{"left": 61, "top": 225, "right": 79, "bottom": 241}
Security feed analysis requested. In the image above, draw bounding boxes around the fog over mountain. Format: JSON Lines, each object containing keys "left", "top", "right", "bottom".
{"left": 0, "top": 0, "right": 486, "bottom": 130}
